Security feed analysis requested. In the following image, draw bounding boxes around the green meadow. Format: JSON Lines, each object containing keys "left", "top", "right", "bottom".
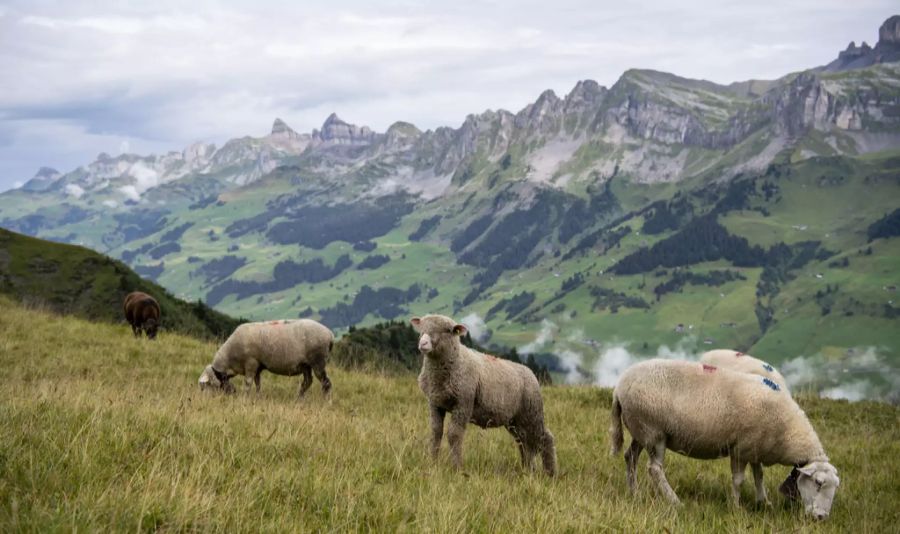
{"left": 1, "top": 296, "right": 898, "bottom": 532}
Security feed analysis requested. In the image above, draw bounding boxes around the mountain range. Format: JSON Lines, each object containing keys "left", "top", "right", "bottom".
{"left": 2, "top": 16, "right": 899, "bottom": 397}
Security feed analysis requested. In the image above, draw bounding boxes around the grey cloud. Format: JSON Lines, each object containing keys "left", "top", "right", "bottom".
{"left": 0, "top": 0, "right": 897, "bottom": 190}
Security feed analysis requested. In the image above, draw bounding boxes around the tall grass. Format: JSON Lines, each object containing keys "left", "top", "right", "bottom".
{"left": 0, "top": 296, "right": 897, "bottom": 532}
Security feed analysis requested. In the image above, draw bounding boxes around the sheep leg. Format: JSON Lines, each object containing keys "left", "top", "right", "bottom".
{"left": 131, "top": 324, "right": 141, "bottom": 337}
{"left": 313, "top": 364, "right": 332, "bottom": 398}
{"left": 625, "top": 439, "right": 643, "bottom": 494}
{"left": 506, "top": 426, "right": 528, "bottom": 468}
{"left": 647, "top": 441, "right": 680, "bottom": 505}
{"left": 751, "top": 463, "right": 770, "bottom": 506}
{"left": 243, "top": 360, "right": 261, "bottom": 394}
{"left": 540, "top": 428, "right": 557, "bottom": 477}
{"left": 730, "top": 456, "right": 747, "bottom": 506}
{"left": 447, "top": 409, "right": 470, "bottom": 471}
{"left": 297, "top": 365, "right": 313, "bottom": 398}
{"left": 253, "top": 367, "right": 263, "bottom": 393}
{"left": 430, "top": 406, "right": 446, "bottom": 460}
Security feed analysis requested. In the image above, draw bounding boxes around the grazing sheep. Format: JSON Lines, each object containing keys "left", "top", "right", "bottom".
{"left": 123, "top": 291, "right": 161, "bottom": 339}
{"left": 701, "top": 349, "right": 789, "bottom": 393}
{"left": 412, "top": 314, "right": 556, "bottom": 475}
{"left": 609, "top": 359, "right": 840, "bottom": 520}
{"left": 198, "top": 319, "right": 333, "bottom": 398}
{"left": 699, "top": 349, "right": 793, "bottom": 506}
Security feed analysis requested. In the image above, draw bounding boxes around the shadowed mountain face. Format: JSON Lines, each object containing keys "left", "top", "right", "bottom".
{"left": 1, "top": 16, "right": 899, "bottom": 381}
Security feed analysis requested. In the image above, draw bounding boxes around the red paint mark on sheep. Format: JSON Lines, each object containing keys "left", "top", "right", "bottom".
{"left": 735, "top": 352, "right": 745, "bottom": 357}
{"left": 702, "top": 364, "right": 717, "bottom": 373}
{"left": 485, "top": 354, "right": 498, "bottom": 361}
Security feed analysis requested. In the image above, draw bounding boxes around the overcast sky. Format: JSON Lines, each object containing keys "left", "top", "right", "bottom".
{"left": 0, "top": 1, "right": 896, "bottom": 192}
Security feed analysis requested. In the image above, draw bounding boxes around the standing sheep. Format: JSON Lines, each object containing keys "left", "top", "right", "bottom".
{"left": 412, "top": 314, "right": 556, "bottom": 475}
{"left": 123, "top": 291, "right": 161, "bottom": 339}
{"left": 609, "top": 359, "right": 840, "bottom": 520}
{"left": 701, "top": 349, "right": 789, "bottom": 393}
{"left": 198, "top": 319, "right": 333, "bottom": 399}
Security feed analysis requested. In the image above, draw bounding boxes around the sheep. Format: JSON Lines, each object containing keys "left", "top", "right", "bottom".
{"left": 123, "top": 291, "right": 161, "bottom": 339}
{"left": 198, "top": 319, "right": 333, "bottom": 398}
{"left": 412, "top": 314, "right": 556, "bottom": 475}
{"left": 698, "top": 349, "right": 794, "bottom": 506}
{"left": 701, "top": 349, "right": 789, "bottom": 393}
{"left": 609, "top": 358, "right": 840, "bottom": 520}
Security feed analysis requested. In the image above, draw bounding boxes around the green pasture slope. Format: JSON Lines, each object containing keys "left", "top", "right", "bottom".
{"left": 1, "top": 297, "right": 897, "bottom": 532}
{"left": 0, "top": 228, "right": 242, "bottom": 340}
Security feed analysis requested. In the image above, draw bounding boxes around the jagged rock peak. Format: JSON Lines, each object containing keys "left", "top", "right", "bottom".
{"left": 271, "top": 118, "right": 297, "bottom": 136}
{"left": 315, "top": 112, "right": 376, "bottom": 144}
{"left": 536, "top": 88, "right": 560, "bottom": 104}
{"left": 567, "top": 80, "right": 602, "bottom": 98}
{"left": 34, "top": 167, "right": 60, "bottom": 179}
{"left": 386, "top": 121, "right": 421, "bottom": 137}
{"left": 21, "top": 167, "right": 62, "bottom": 192}
{"left": 322, "top": 112, "right": 346, "bottom": 128}
{"left": 880, "top": 15, "right": 900, "bottom": 44}
{"left": 824, "top": 15, "right": 900, "bottom": 72}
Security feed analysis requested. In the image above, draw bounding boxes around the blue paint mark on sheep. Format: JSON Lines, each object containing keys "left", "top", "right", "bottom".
{"left": 762, "top": 377, "right": 780, "bottom": 391}
{"left": 762, "top": 363, "right": 774, "bottom": 372}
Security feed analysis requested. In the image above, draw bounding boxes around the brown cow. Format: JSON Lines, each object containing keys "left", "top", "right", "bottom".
{"left": 123, "top": 291, "right": 161, "bottom": 339}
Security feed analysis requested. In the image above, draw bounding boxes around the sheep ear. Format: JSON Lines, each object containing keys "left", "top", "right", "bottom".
{"left": 798, "top": 464, "right": 817, "bottom": 477}
{"left": 411, "top": 317, "right": 422, "bottom": 328}
{"left": 452, "top": 324, "right": 467, "bottom": 336}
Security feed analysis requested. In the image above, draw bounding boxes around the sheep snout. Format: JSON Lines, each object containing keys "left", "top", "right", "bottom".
{"left": 418, "top": 333, "right": 433, "bottom": 353}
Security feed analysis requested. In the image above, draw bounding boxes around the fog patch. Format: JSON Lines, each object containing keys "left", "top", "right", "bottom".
{"left": 128, "top": 161, "right": 160, "bottom": 195}
{"left": 118, "top": 185, "right": 140, "bottom": 202}
{"left": 64, "top": 184, "right": 85, "bottom": 198}
{"left": 554, "top": 349, "right": 584, "bottom": 383}
{"left": 781, "top": 346, "right": 899, "bottom": 402}
{"left": 593, "top": 337, "right": 699, "bottom": 387}
{"left": 593, "top": 345, "right": 635, "bottom": 387}
{"left": 459, "top": 312, "right": 490, "bottom": 343}
{"left": 820, "top": 380, "right": 873, "bottom": 402}
{"left": 519, "top": 319, "right": 557, "bottom": 355}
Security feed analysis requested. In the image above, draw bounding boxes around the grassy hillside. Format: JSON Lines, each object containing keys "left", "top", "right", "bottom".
{"left": 0, "top": 228, "right": 243, "bottom": 340}
{"left": 1, "top": 297, "right": 897, "bottom": 532}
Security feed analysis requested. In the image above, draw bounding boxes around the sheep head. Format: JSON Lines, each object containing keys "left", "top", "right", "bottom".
{"left": 781, "top": 462, "right": 840, "bottom": 520}
{"left": 411, "top": 315, "right": 467, "bottom": 358}
{"left": 144, "top": 318, "right": 159, "bottom": 339}
{"left": 198, "top": 365, "right": 236, "bottom": 394}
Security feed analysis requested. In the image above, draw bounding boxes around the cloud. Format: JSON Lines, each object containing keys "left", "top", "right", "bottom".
{"left": 64, "top": 183, "right": 84, "bottom": 198}
{"left": 12, "top": 180, "right": 22, "bottom": 188}
{"left": 519, "top": 318, "right": 556, "bottom": 354}
{"left": 101, "top": 199, "right": 117, "bottom": 208}
{"left": 0, "top": 1, "right": 895, "bottom": 192}
{"left": 118, "top": 184, "right": 139, "bottom": 202}
{"left": 593, "top": 338, "right": 699, "bottom": 387}
{"left": 555, "top": 349, "right": 585, "bottom": 383}
{"left": 780, "top": 346, "right": 899, "bottom": 402}
{"left": 128, "top": 161, "right": 159, "bottom": 194}
{"left": 459, "top": 312, "right": 490, "bottom": 343}
{"left": 820, "top": 380, "right": 873, "bottom": 402}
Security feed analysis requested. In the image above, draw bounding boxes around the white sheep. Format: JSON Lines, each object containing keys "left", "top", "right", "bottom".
{"left": 412, "top": 314, "right": 556, "bottom": 475}
{"left": 698, "top": 349, "right": 793, "bottom": 506}
{"left": 198, "top": 319, "right": 333, "bottom": 398}
{"left": 609, "top": 358, "right": 840, "bottom": 520}
{"left": 701, "top": 349, "right": 789, "bottom": 393}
